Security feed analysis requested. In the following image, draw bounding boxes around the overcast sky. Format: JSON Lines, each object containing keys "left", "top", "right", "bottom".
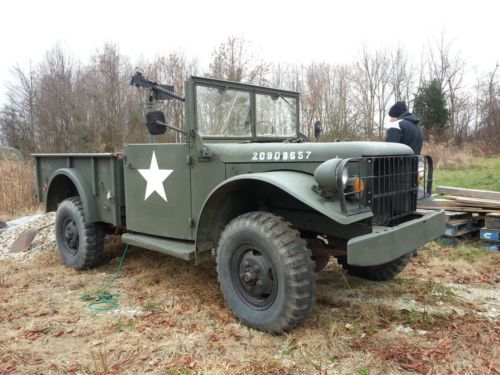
{"left": 0, "top": 0, "right": 498, "bottom": 103}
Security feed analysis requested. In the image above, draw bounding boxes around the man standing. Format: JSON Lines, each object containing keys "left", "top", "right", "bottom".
{"left": 386, "top": 102, "right": 424, "bottom": 257}
{"left": 386, "top": 101, "right": 423, "bottom": 154}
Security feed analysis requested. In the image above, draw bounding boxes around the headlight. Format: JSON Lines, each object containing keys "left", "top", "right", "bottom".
{"left": 341, "top": 167, "right": 349, "bottom": 186}
{"left": 313, "top": 158, "right": 348, "bottom": 192}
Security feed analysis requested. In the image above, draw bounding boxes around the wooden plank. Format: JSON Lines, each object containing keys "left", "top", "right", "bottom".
{"left": 447, "top": 196, "right": 500, "bottom": 207}
{"left": 418, "top": 200, "right": 468, "bottom": 208}
{"left": 447, "top": 218, "right": 474, "bottom": 225}
{"left": 417, "top": 205, "right": 500, "bottom": 213}
{"left": 418, "top": 201, "right": 480, "bottom": 209}
{"left": 436, "top": 186, "right": 500, "bottom": 201}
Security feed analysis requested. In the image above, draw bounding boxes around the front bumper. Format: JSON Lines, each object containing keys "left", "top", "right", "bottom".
{"left": 347, "top": 210, "right": 446, "bottom": 266}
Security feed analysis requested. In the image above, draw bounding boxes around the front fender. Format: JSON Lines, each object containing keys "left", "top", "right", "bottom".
{"left": 222, "top": 171, "right": 373, "bottom": 225}
{"left": 196, "top": 171, "right": 373, "bottom": 249}
{"left": 46, "top": 168, "right": 99, "bottom": 223}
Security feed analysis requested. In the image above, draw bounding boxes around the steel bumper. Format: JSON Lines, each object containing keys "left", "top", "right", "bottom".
{"left": 347, "top": 210, "right": 446, "bottom": 266}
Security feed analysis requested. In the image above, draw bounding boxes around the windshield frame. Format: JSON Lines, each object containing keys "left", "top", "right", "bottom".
{"left": 190, "top": 76, "right": 300, "bottom": 141}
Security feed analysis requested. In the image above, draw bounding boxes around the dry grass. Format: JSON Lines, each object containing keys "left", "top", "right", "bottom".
{"left": 422, "top": 140, "right": 496, "bottom": 170}
{"left": 0, "top": 238, "right": 498, "bottom": 374}
{"left": 0, "top": 160, "right": 39, "bottom": 219}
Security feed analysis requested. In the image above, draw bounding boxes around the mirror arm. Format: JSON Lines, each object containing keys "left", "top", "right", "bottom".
{"left": 155, "top": 120, "right": 187, "bottom": 135}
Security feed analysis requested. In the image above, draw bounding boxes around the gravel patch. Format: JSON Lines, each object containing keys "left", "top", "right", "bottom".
{"left": 0, "top": 212, "right": 56, "bottom": 261}
{"left": 445, "top": 283, "right": 500, "bottom": 321}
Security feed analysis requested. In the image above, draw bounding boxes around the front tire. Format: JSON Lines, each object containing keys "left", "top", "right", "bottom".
{"left": 216, "top": 212, "right": 316, "bottom": 334}
{"left": 337, "top": 253, "right": 412, "bottom": 281}
{"left": 55, "top": 197, "right": 104, "bottom": 270}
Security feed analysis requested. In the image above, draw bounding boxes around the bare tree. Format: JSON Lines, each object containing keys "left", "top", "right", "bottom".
{"left": 144, "top": 51, "right": 199, "bottom": 142}
{"left": 36, "top": 44, "right": 77, "bottom": 152}
{"left": 0, "top": 64, "right": 38, "bottom": 153}
{"left": 352, "top": 46, "right": 393, "bottom": 138}
{"left": 209, "top": 36, "right": 269, "bottom": 84}
{"left": 427, "top": 35, "right": 465, "bottom": 139}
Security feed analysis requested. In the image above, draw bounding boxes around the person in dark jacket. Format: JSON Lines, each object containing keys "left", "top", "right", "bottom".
{"left": 386, "top": 102, "right": 423, "bottom": 257}
{"left": 386, "top": 101, "right": 423, "bottom": 154}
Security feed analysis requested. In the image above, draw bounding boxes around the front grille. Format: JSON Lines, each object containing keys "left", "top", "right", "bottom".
{"left": 370, "top": 156, "right": 418, "bottom": 225}
{"left": 339, "top": 155, "right": 430, "bottom": 226}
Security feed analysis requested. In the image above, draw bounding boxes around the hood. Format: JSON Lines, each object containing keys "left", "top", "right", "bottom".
{"left": 206, "top": 141, "right": 414, "bottom": 164}
{"left": 398, "top": 112, "right": 420, "bottom": 125}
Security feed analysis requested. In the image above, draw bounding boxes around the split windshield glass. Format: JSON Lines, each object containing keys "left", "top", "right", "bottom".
{"left": 196, "top": 84, "right": 298, "bottom": 138}
{"left": 196, "top": 86, "right": 252, "bottom": 137}
{"left": 255, "top": 93, "right": 297, "bottom": 137}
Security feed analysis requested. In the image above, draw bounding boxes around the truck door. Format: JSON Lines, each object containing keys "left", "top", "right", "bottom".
{"left": 123, "top": 144, "right": 193, "bottom": 240}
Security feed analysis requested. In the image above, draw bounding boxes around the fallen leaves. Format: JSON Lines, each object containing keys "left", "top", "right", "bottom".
{"left": 165, "top": 356, "right": 196, "bottom": 370}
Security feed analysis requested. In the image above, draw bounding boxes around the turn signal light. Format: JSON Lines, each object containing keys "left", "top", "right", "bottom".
{"left": 353, "top": 177, "right": 365, "bottom": 193}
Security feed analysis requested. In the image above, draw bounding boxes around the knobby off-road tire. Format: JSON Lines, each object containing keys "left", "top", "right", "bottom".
{"left": 337, "top": 253, "right": 412, "bottom": 281}
{"left": 216, "top": 211, "right": 316, "bottom": 334}
{"left": 55, "top": 197, "right": 104, "bottom": 270}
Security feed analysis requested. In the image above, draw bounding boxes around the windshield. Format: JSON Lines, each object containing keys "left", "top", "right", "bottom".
{"left": 196, "top": 85, "right": 252, "bottom": 137}
{"left": 256, "top": 93, "right": 297, "bottom": 137}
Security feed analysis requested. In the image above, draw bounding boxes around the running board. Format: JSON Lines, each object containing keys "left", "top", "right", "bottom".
{"left": 122, "top": 233, "right": 195, "bottom": 261}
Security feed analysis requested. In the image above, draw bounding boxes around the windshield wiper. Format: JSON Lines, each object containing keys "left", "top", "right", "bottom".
{"left": 277, "top": 94, "right": 294, "bottom": 109}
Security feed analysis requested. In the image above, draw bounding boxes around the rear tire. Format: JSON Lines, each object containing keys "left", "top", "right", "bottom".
{"left": 55, "top": 197, "right": 104, "bottom": 270}
{"left": 337, "top": 253, "right": 412, "bottom": 281}
{"left": 216, "top": 211, "right": 316, "bottom": 334}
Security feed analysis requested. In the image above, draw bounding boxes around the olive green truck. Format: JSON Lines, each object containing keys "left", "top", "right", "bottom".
{"left": 33, "top": 73, "right": 445, "bottom": 333}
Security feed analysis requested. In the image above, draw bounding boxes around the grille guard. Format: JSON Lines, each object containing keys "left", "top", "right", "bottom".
{"left": 335, "top": 155, "right": 433, "bottom": 226}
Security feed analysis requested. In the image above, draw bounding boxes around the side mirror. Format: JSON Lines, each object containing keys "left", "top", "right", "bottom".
{"left": 146, "top": 110, "right": 167, "bottom": 135}
{"left": 314, "top": 120, "right": 322, "bottom": 142}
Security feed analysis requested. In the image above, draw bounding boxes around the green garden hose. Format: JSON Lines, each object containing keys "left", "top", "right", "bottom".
{"left": 79, "top": 244, "right": 129, "bottom": 311}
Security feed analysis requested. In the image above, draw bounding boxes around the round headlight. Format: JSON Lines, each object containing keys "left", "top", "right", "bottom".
{"left": 341, "top": 167, "right": 349, "bottom": 186}
{"left": 313, "top": 158, "right": 343, "bottom": 191}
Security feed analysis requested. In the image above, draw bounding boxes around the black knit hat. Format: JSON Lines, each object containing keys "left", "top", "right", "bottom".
{"left": 388, "top": 101, "right": 407, "bottom": 118}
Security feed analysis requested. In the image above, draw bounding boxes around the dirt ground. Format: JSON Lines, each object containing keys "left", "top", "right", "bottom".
{"left": 0, "top": 217, "right": 499, "bottom": 374}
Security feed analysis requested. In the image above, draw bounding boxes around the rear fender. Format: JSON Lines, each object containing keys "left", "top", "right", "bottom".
{"left": 46, "top": 168, "right": 99, "bottom": 223}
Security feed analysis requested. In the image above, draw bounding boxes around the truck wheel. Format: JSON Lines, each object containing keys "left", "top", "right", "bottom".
{"left": 216, "top": 211, "right": 316, "bottom": 334}
{"left": 55, "top": 197, "right": 104, "bottom": 270}
{"left": 337, "top": 253, "right": 412, "bottom": 281}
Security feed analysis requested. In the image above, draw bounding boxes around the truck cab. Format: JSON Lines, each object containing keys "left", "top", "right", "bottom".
{"left": 34, "top": 74, "right": 446, "bottom": 333}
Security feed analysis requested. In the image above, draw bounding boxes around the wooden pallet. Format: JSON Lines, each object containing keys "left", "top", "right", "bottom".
{"left": 479, "top": 242, "right": 500, "bottom": 252}
{"left": 485, "top": 213, "right": 500, "bottom": 229}
{"left": 444, "top": 219, "right": 483, "bottom": 237}
{"left": 480, "top": 228, "right": 500, "bottom": 242}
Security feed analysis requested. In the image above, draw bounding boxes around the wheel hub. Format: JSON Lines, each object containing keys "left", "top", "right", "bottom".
{"left": 63, "top": 219, "right": 79, "bottom": 255}
{"left": 234, "top": 249, "right": 277, "bottom": 308}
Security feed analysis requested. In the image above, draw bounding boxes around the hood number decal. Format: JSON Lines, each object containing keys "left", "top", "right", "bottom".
{"left": 251, "top": 151, "right": 312, "bottom": 161}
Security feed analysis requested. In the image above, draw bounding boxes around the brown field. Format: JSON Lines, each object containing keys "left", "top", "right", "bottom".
{"left": 1, "top": 151, "right": 499, "bottom": 374}
{"left": 0, "top": 160, "right": 39, "bottom": 220}
{"left": 0, "top": 236, "right": 498, "bottom": 375}
{"left": 421, "top": 140, "right": 496, "bottom": 170}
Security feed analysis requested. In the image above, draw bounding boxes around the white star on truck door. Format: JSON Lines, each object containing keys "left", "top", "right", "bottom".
{"left": 138, "top": 151, "right": 173, "bottom": 202}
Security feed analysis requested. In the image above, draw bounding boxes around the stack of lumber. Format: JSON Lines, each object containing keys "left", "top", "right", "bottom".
{"left": 418, "top": 186, "right": 500, "bottom": 244}
{"left": 418, "top": 186, "right": 500, "bottom": 214}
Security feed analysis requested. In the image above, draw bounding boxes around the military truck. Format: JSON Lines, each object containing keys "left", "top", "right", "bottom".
{"left": 33, "top": 73, "right": 445, "bottom": 333}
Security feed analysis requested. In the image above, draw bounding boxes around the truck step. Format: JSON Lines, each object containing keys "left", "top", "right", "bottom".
{"left": 122, "top": 233, "right": 195, "bottom": 261}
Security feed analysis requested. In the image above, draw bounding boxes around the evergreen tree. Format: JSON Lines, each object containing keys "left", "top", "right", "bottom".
{"left": 413, "top": 79, "right": 449, "bottom": 135}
